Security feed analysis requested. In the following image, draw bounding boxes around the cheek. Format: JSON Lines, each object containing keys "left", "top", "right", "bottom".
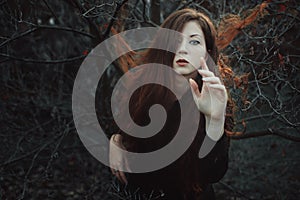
{"left": 189, "top": 57, "right": 200, "bottom": 68}
{"left": 191, "top": 49, "right": 206, "bottom": 66}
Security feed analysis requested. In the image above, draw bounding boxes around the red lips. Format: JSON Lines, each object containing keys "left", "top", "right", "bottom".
{"left": 176, "top": 59, "right": 189, "bottom": 67}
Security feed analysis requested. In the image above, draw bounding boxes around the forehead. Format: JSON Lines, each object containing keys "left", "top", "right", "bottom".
{"left": 181, "top": 21, "right": 204, "bottom": 37}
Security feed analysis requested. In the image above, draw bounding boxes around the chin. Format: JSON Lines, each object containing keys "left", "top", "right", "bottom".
{"left": 182, "top": 70, "right": 198, "bottom": 79}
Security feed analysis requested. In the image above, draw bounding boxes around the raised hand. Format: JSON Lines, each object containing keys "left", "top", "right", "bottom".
{"left": 189, "top": 57, "right": 227, "bottom": 140}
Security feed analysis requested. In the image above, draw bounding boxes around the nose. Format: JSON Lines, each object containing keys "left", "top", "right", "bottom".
{"left": 177, "top": 39, "right": 188, "bottom": 55}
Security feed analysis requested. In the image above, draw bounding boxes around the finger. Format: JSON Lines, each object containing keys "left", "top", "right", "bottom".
{"left": 119, "top": 171, "right": 128, "bottom": 184}
{"left": 115, "top": 171, "right": 122, "bottom": 182}
{"left": 110, "top": 168, "right": 116, "bottom": 175}
{"left": 189, "top": 78, "right": 201, "bottom": 98}
{"left": 198, "top": 69, "right": 215, "bottom": 78}
{"left": 202, "top": 77, "right": 222, "bottom": 85}
{"left": 111, "top": 166, "right": 128, "bottom": 184}
{"left": 200, "top": 57, "right": 209, "bottom": 71}
{"left": 115, "top": 171, "right": 127, "bottom": 184}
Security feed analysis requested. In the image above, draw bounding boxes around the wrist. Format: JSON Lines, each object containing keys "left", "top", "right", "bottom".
{"left": 205, "top": 115, "right": 225, "bottom": 141}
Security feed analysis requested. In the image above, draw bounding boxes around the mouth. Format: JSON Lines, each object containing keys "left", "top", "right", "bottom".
{"left": 176, "top": 58, "right": 189, "bottom": 67}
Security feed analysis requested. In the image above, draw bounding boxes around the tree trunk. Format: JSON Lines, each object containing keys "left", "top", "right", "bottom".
{"left": 150, "top": 0, "right": 160, "bottom": 24}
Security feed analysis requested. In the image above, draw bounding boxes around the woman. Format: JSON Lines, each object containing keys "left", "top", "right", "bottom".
{"left": 109, "top": 8, "right": 230, "bottom": 200}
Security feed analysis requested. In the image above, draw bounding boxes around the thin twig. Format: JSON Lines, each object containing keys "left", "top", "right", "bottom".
{"left": 230, "top": 128, "right": 300, "bottom": 142}
{"left": 0, "top": 53, "right": 85, "bottom": 64}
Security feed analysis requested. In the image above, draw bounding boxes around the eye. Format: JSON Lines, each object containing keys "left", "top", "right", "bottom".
{"left": 189, "top": 40, "right": 200, "bottom": 45}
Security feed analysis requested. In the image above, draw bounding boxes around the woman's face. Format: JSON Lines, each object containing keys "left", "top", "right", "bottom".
{"left": 173, "top": 21, "right": 207, "bottom": 78}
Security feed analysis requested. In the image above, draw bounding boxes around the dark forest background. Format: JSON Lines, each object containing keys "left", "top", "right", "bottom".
{"left": 0, "top": 0, "right": 299, "bottom": 199}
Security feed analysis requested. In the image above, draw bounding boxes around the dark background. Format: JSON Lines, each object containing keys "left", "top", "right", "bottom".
{"left": 0, "top": 0, "right": 299, "bottom": 199}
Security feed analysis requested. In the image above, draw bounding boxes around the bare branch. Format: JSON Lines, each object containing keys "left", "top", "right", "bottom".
{"left": 0, "top": 53, "right": 85, "bottom": 64}
{"left": 231, "top": 128, "right": 300, "bottom": 142}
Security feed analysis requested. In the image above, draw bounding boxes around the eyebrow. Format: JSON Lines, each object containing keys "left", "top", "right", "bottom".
{"left": 190, "top": 34, "right": 202, "bottom": 38}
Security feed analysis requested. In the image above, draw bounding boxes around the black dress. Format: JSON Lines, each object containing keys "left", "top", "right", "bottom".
{"left": 121, "top": 97, "right": 229, "bottom": 200}
{"left": 98, "top": 64, "right": 229, "bottom": 200}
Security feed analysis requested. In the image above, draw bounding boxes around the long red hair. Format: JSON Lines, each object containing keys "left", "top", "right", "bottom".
{"left": 113, "top": 9, "right": 228, "bottom": 197}
{"left": 128, "top": 8, "right": 221, "bottom": 128}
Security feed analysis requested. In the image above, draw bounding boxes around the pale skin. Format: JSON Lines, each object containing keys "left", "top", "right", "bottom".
{"left": 109, "top": 21, "right": 227, "bottom": 183}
